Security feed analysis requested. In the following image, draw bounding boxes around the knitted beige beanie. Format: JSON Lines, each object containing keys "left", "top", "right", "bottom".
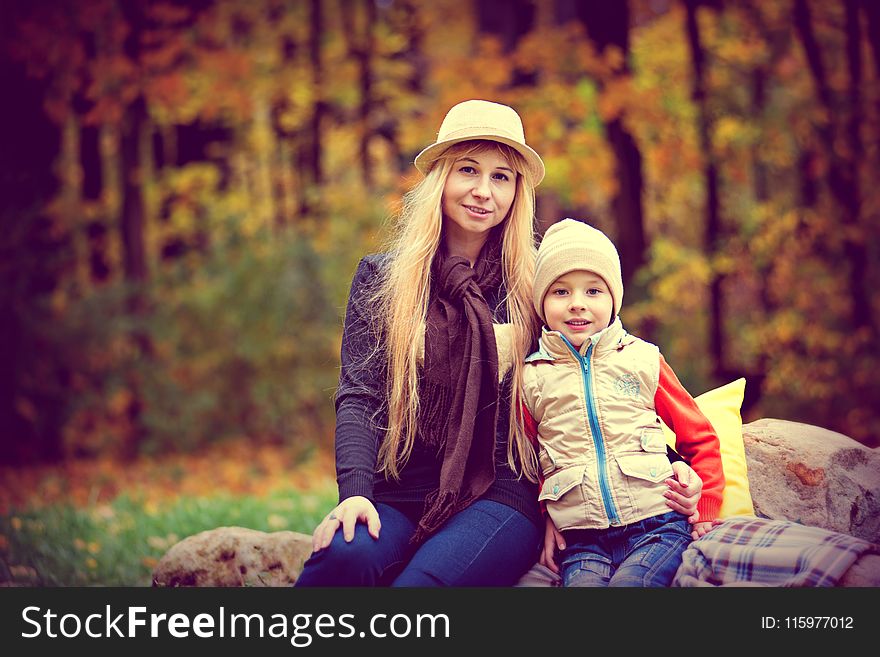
{"left": 533, "top": 218, "right": 623, "bottom": 324}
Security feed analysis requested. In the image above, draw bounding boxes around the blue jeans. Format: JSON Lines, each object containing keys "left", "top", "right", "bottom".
{"left": 295, "top": 500, "right": 541, "bottom": 587}
{"left": 560, "top": 511, "right": 692, "bottom": 587}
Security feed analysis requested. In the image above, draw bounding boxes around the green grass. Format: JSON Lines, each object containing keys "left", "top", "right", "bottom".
{"left": 0, "top": 486, "right": 336, "bottom": 586}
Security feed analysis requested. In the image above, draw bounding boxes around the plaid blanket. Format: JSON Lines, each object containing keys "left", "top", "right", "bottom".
{"left": 674, "top": 516, "right": 879, "bottom": 587}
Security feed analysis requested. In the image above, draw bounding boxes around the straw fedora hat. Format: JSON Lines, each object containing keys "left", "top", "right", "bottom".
{"left": 414, "top": 99, "right": 545, "bottom": 185}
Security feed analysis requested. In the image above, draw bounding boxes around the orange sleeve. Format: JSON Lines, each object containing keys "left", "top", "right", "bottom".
{"left": 654, "top": 355, "right": 725, "bottom": 521}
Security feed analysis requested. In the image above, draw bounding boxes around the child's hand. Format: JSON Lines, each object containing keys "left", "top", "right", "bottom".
{"left": 690, "top": 520, "right": 716, "bottom": 540}
{"left": 539, "top": 516, "right": 565, "bottom": 574}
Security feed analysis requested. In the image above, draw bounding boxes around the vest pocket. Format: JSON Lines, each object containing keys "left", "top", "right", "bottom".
{"left": 539, "top": 465, "right": 590, "bottom": 530}
{"left": 616, "top": 452, "right": 673, "bottom": 484}
{"left": 639, "top": 427, "right": 668, "bottom": 453}
{"left": 538, "top": 465, "right": 585, "bottom": 502}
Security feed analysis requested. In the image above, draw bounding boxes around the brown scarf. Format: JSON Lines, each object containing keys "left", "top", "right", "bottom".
{"left": 412, "top": 237, "right": 502, "bottom": 544}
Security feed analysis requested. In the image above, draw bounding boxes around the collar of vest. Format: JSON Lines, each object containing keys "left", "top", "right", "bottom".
{"left": 526, "top": 317, "right": 633, "bottom": 362}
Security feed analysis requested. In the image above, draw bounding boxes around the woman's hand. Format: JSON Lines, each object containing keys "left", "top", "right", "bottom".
{"left": 664, "top": 461, "right": 703, "bottom": 524}
{"left": 310, "top": 496, "right": 381, "bottom": 553}
{"left": 538, "top": 516, "right": 566, "bottom": 574}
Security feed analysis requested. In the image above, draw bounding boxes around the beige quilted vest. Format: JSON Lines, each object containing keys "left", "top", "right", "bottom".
{"left": 522, "top": 318, "right": 674, "bottom": 530}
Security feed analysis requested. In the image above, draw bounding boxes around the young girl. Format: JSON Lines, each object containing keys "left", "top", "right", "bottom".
{"left": 295, "top": 101, "right": 703, "bottom": 587}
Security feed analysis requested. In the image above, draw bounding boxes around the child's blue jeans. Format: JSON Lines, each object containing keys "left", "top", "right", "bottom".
{"left": 295, "top": 499, "right": 541, "bottom": 587}
{"left": 559, "top": 511, "right": 692, "bottom": 587}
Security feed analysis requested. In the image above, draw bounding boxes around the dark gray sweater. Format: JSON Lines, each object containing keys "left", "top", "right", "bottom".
{"left": 334, "top": 254, "right": 542, "bottom": 529}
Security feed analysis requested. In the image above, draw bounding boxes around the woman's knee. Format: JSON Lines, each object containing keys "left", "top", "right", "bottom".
{"left": 296, "top": 527, "right": 394, "bottom": 586}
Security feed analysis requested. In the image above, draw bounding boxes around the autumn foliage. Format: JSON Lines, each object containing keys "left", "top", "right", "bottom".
{"left": 1, "top": 0, "right": 878, "bottom": 490}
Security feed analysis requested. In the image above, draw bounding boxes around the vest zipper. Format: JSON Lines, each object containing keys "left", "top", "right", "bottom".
{"left": 563, "top": 337, "right": 620, "bottom": 526}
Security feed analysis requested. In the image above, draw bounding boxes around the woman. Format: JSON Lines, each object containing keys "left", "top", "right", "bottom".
{"left": 296, "top": 100, "right": 702, "bottom": 587}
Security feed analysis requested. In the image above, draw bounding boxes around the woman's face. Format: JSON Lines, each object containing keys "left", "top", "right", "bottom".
{"left": 441, "top": 150, "right": 516, "bottom": 246}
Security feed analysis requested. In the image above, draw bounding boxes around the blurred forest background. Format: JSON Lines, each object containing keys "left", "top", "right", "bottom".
{"left": 1, "top": 0, "right": 878, "bottom": 492}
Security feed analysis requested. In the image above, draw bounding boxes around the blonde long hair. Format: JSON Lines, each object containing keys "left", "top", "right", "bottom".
{"left": 371, "top": 140, "right": 541, "bottom": 483}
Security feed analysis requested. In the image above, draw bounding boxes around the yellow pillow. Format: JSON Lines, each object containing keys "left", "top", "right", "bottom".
{"left": 662, "top": 378, "right": 755, "bottom": 518}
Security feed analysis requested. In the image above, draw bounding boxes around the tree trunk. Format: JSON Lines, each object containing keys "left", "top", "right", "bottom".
{"left": 293, "top": 0, "right": 327, "bottom": 217}
{"left": 750, "top": 68, "right": 769, "bottom": 204}
{"left": 683, "top": 0, "right": 725, "bottom": 380}
{"left": 842, "top": 0, "right": 871, "bottom": 335}
{"left": 794, "top": 0, "right": 873, "bottom": 335}
{"left": 308, "top": 0, "right": 325, "bottom": 189}
{"left": 862, "top": 0, "right": 880, "bottom": 138}
{"left": 0, "top": 21, "right": 64, "bottom": 463}
{"left": 121, "top": 94, "right": 148, "bottom": 286}
{"left": 859, "top": 0, "right": 880, "bottom": 285}
{"left": 477, "top": 0, "right": 535, "bottom": 85}
{"left": 340, "top": 0, "right": 376, "bottom": 188}
{"left": 119, "top": 0, "right": 152, "bottom": 460}
{"left": 575, "top": 0, "right": 648, "bottom": 300}
{"left": 736, "top": 0, "right": 796, "bottom": 407}
{"left": 401, "top": 0, "right": 425, "bottom": 95}
{"left": 476, "top": 0, "right": 534, "bottom": 53}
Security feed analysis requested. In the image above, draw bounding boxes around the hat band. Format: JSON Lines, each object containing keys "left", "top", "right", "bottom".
{"left": 438, "top": 125, "right": 524, "bottom": 142}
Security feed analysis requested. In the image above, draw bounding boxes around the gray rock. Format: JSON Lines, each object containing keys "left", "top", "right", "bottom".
{"left": 743, "top": 419, "right": 880, "bottom": 543}
{"left": 151, "top": 526, "right": 312, "bottom": 587}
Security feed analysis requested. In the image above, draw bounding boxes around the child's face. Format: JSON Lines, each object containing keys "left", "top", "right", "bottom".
{"left": 542, "top": 270, "right": 614, "bottom": 348}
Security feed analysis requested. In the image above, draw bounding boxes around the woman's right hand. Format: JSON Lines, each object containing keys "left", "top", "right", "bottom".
{"left": 665, "top": 460, "right": 703, "bottom": 523}
{"left": 311, "top": 496, "right": 381, "bottom": 553}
